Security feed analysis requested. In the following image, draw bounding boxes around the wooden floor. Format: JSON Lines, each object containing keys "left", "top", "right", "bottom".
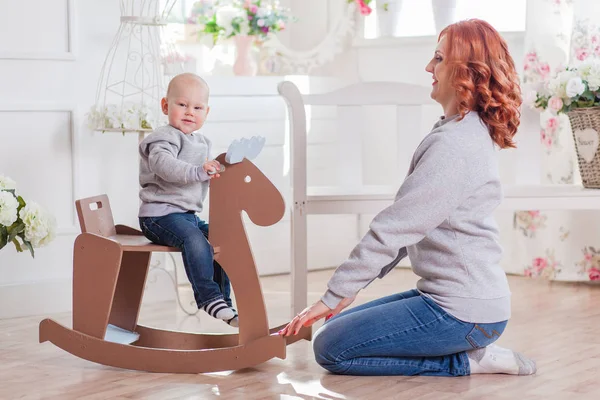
{"left": 2, "top": 268, "right": 600, "bottom": 400}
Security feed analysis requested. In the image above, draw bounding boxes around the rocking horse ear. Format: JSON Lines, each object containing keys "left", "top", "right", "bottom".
{"left": 225, "top": 138, "right": 245, "bottom": 164}
{"left": 244, "top": 136, "right": 266, "bottom": 160}
{"left": 225, "top": 136, "right": 266, "bottom": 164}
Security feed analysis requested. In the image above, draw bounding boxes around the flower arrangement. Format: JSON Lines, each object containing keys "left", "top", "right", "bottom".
{"left": 196, "top": 0, "right": 291, "bottom": 44}
{"left": 533, "top": 58, "right": 600, "bottom": 114}
{"left": 0, "top": 175, "right": 57, "bottom": 257}
{"left": 347, "top": 0, "right": 373, "bottom": 16}
{"left": 86, "top": 103, "right": 157, "bottom": 134}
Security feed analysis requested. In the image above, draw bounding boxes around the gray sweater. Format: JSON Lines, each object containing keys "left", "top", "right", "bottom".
{"left": 322, "top": 112, "right": 511, "bottom": 323}
{"left": 138, "top": 125, "right": 212, "bottom": 217}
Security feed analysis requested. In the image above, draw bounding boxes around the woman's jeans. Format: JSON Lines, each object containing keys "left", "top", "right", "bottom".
{"left": 313, "top": 289, "right": 507, "bottom": 376}
{"left": 139, "top": 212, "right": 232, "bottom": 309}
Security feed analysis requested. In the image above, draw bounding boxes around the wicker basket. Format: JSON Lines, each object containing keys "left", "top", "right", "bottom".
{"left": 567, "top": 106, "right": 600, "bottom": 188}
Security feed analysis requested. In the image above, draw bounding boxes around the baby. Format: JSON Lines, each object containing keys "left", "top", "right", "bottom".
{"left": 138, "top": 73, "right": 238, "bottom": 327}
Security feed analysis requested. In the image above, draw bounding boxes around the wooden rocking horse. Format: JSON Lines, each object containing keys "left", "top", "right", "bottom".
{"left": 39, "top": 143, "right": 311, "bottom": 373}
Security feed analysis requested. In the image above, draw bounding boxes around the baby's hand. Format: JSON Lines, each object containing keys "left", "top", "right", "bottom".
{"left": 203, "top": 160, "right": 222, "bottom": 178}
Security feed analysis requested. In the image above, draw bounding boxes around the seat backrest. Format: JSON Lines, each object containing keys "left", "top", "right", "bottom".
{"left": 278, "top": 80, "right": 437, "bottom": 201}
{"left": 75, "top": 194, "right": 117, "bottom": 237}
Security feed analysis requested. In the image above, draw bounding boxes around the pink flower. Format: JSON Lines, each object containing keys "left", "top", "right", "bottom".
{"left": 524, "top": 269, "right": 533, "bottom": 277}
{"left": 548, "top": 97, "right": 563, "bottom": 114}
{"left": 278, "top": 20, "right": 285, "bottom": 30}
{"left": 250, "top": 4, "right": 258, "bottom": 13}
{"left": 585, "top": 253, "right": 593, "bottom": 261}
{"left": 357, "top": 0, "right": 372, "bottom": 16}
{"left": 537, "top": 63, "right": 551, "bottom": 79}
{"left": 533, "top": 257, "right": 548, "bottom": 271}
{"left": 526, "top": 52, "right": 538, "bottom": 63}
{"left": 528, "top": 210, "right": 540, "bottom": 217}
{"left": 547, "top": 117, "right": 559, "bottom": 130}
{"left": 541, "top": 130, "right": 553, "bottom": 148}
{"left": 589, "top": 268, "right": 600, "bottom": 281}
{"left": 261, "top": 26, "right": 269, "bottom": 33}
{"left": 576, "top": 48, "right": 589, "bottom": 61}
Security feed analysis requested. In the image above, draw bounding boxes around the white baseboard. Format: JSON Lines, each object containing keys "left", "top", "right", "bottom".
{"left": 0, "top": 267, "right": 177, "bottom": 319}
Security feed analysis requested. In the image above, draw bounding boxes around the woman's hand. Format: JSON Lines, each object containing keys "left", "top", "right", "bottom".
{"left": 279, "top": 296, "right": 356, "bottom": 337}
{"left": 203, "top": 160, "right": 222, "bottom": 178}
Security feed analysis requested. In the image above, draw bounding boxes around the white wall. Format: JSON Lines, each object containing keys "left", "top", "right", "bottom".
{"left": 0, "top": 0, "right": 359, "bottom": 318}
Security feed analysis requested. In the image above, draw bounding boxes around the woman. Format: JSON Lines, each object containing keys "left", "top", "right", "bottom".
{"left": 280, "top": 19, "right": 536, "bottom": 377}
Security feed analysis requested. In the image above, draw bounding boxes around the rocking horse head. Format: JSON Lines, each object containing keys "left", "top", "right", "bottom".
{"left": 210, "top": 137, "right": 284, "bottom": 227}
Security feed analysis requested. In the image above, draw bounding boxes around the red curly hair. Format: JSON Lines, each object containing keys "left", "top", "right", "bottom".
{"left": 440, "top": 19, "right": 522, "bottom": 149}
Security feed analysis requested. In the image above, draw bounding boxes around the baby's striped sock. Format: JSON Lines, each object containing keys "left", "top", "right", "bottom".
{"left": 226, "top": 310, "right": 239, "bottom": 328}
{"left": 203, "top": 299, "right": 235, "bottom": 321}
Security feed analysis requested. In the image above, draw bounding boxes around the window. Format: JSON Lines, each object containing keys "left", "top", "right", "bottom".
{"left": 363, "top": 0, "right": 527, "bottom": 39}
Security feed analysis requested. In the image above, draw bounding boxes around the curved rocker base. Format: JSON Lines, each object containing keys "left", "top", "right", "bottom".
{"left": 39, "top": 319, "right": 311, "bottom": 374}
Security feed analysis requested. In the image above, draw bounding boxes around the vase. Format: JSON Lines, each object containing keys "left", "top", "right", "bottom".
{"left": 431, "top": 0, "right": 457, "bottom": 35}
{"left": 233, "top": 35, "right": 257, "bottom": 76}
{"left": 377, "top": 0, "right": 403, "bottom": 37}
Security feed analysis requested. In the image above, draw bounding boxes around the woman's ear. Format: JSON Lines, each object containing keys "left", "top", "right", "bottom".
{"left": 161, "top": 97, "right": 169, "bottom": 115}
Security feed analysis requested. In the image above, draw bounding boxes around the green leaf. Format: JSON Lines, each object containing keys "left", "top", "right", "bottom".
{"left": 16, "top": 195, "right": 26, "bottom": 211}
{"left": 12, "top": 237, "right": 23, "bottom": 252}
{"left": 0, "top": 225, "right": 7, "bottom": 249}
{"left": 7, "top": 221, "right": 25, "bottom": 242}
{"left": 21, "top": 239, "right": 34, "bottom": 258}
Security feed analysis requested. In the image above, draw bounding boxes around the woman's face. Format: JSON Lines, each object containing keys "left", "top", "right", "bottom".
{"left": 425, "top": 36, "right": 457, "bottom": 114}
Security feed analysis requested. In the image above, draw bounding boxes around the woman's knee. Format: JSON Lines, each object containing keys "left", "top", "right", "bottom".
{"left": 312, "top": 324, "right": 349, "bottom": 373}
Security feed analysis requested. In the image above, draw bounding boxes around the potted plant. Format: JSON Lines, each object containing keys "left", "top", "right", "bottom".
{"left": 535, "top": 59, "right": 600, "bottom": 188}
{"left": 0, "top": 175, "right": 56, "bottom": 257}
{"left": 196, "top": 0, "right": 291, "bottom": 76}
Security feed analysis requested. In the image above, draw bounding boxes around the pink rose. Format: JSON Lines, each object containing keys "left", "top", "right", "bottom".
{"left": 538, "top": 63, "right": 551, "bottom": 79}
{"left": 526, "top": 52, "right": 538, "bottom": 63}
{"left": 576, "top": 48, "right": 589, "bottom": 61}
{"left": 533, "top": 257, "right": 548, "bottom": 270}
{"left": 357, "top": 0, "right": 372, "bottom": 15}
{"left": 588, "top": 268, "right": 600, "bottom": 281}
{"left": 528, "top": 210, "right": 540, "bottom": 217}
{"left": 548, "top": 97, "right": 563, "bottom": 114}
{"left": 250, "top": 4, "right": 258, "bottom": 13}
{"left": 547, "top": 117, "right": 559, "bottom": 130}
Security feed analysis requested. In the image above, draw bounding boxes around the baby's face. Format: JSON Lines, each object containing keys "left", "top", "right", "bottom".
{"left": 162, "top": 83, "right": 209, "bottom": 134}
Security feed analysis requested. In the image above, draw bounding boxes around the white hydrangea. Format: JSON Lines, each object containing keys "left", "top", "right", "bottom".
{"left": 566, "top": 76, "right": 586, "bottom": 98}
{"left": 0, "top": 175, "right": 16, "bottom": 190}
{"left": 20, "top": 202, "right": 57, "bottom": 248}
{"left": 216, "top": 6, "right": 245, "bottom": 37}
{"left": 546, "top": 69, "right": 576, "bottom": 99}
{"left": 0, "top": 191, "right": 19, "bottom": 226}
{"left": 578, "top": 59, "right": 600, "bottom": 91}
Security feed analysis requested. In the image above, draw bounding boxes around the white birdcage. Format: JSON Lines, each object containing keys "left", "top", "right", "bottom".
{"left": 87, "top": 0, "right": 187, "bottom": 135}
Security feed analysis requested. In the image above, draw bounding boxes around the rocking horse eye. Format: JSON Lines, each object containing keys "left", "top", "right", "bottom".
{"left": 244, "top": 176, "right": 252, "bottom": 183}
